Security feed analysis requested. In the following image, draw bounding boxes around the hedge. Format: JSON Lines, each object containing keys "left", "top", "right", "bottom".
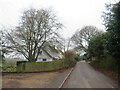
{"left": 16, "top": 60, "right": 76, "bottom": 72}
{"left": 90, "top": 56, "right": 119, "bottom": 73}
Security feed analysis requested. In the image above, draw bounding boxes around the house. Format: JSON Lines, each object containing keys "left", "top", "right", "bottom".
{"left": 37, "top": 45, "right": 63, "bottom": 62}
{"left": 4, "top": 45, "right": 63, "bottom": 62}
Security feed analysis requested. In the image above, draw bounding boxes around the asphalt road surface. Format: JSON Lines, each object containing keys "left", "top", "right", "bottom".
{"left": 62, "top": 61, "right": 118, "bottom": 88}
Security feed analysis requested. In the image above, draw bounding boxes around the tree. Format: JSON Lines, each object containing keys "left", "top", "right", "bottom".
{"left": 5, "top": 8, "right": 62, "bottom": 62}
{"left": 48, "top": 33, "right": 65, "bottom": 52}
{"left": 0, "top": 29, "right": 7, "bottom": 63}
{"left": 103, "top": 1, "right": 120, "bottom": 59}
{"left": 103, "top": 1, "right": 120, "bottom": 80}
{"left": 50, "top": 36, "right": 73, "bottom": 53}
{"left": 88, "top": 33, "right": 107, "bottom": 60}
{"left": 71, "top": 25, "right": 102, "bottom": 54}
{"left": 61, "top": 38, "right": 72, "bottom": 52}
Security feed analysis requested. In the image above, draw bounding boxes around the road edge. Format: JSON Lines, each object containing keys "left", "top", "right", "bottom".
{"left": 58, "top": 67, "right": 74, "bottom": 88}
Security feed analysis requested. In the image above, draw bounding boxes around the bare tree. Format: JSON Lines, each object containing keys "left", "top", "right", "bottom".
{"left": 71, "top": 25, "right": 103, "bottom": 53}
{"left": 5, "top": 8, "right": 62, "bottom": 62}
{"left": 49, "top": 35, "right": 73, "bottom": 53}
{"left": 48, "top": 33, "right": 65, "bottom": 51}
{"left": 63, "top": 38, "right": 73, "bottom": 52}
{"left": 0, "top": 30, "right": 5, "bottom": 61}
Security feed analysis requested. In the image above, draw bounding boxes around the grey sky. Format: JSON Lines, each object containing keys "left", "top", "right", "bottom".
{"left": 0, "top": 0, "right": 115, "bottom": 39}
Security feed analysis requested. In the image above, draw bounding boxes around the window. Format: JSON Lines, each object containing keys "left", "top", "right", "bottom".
{"left": 53, "top": 58, "right": 57, "bottom": 61}
{"left": 43, "top": 58, "right": 47, "bottom": 61}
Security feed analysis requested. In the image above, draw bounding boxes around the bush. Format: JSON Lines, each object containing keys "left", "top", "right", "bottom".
{"left": 91, "top": 56, "right": 118, "bottom": 73}
{"left": 63, "top": 50, "right": 76, "bottom": 66}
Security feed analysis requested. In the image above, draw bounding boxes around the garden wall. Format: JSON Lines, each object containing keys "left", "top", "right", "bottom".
{"left": 17, "top": 60, "right": 76, "bottom": 72}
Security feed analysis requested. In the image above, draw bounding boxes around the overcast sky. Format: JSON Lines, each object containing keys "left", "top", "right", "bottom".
{"left": 0, "top": 0, "right": 116, "bottom": 39}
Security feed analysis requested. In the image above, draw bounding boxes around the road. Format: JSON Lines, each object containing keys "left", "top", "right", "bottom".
{"left": 62, "top": 61, "right": 118, "bottom": 88}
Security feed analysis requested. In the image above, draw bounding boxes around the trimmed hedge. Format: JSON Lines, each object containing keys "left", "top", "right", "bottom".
{"left": 17, "top": 60, "right": 76, "bottom": 72}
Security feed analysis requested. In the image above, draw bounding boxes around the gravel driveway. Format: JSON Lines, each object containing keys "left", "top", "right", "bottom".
{"left": 2, "top": 68, "right": 73, "bottom": 88}
{"left": 2, "top": 72, "right": 59, "bottom": 88}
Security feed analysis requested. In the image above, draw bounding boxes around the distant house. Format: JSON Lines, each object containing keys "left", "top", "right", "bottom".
{"left": 4, "top": 45, "right": 63, "bottom": 62}
{"left": 37, "top": 45, "right": 63, "bottom": 62}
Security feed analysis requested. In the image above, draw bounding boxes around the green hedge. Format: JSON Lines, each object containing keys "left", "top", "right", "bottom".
{"left": 91, "top": 56, "right": 118, "bottom": 73}
{"left": 17, "top": 60, "right": 76, "bottom": 72}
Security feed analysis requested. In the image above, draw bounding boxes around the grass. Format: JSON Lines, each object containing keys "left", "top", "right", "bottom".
{"left": 1, "top": 66, "right": 16, "bottom": 72}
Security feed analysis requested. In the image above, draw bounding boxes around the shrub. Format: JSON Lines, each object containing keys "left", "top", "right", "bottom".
{"left": 63, "top": 50, "right": 76, "bottom": 65}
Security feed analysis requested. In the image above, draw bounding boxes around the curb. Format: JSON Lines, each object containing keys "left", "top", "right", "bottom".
{"left": 58, "top": 67, "right": 74, "bottom": 89}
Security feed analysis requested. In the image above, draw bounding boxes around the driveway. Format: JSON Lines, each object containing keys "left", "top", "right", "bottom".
{"left": 2, "top": 68, "right": 73, "bottom": 88}
{"left": 62, "top": 61, "right": 119, "bottom": 88}
{"left": 2, "top": 72, "right": 59, "bottom": 88}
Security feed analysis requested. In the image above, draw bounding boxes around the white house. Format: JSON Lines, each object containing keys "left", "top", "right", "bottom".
{"left": 37, "top": 45, "right": 63, "bottom": 62}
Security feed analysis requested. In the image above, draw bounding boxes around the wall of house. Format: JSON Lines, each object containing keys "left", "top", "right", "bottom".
{"left": 37, "top": 49, "right": 52, "bottom": 62}
{"left": 36, "top": 58, "right": 53, "bottom": 62}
